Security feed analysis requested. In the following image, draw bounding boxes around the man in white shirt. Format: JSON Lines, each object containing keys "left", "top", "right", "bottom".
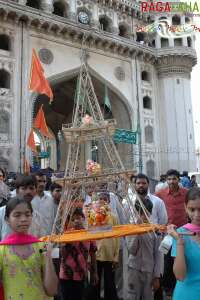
{"left": 155, "top": 175, "right": 167, "bottom": 192}
{"left": 127, "top": 174, "right": 168, "bottom": 225}
{"left": 31, "top": 171, "right": 56, "bottom": 237}
{"left": 124, "top": 173, "right": 168, "bottom": 300}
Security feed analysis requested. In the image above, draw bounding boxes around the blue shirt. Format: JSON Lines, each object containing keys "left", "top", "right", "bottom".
{"left": 180, "top": 176, "right": 192, "bottom": 189}
{"left": 171, "top": 227, "right": 200, "bottom": 300}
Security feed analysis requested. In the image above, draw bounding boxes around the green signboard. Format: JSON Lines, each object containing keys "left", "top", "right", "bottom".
{"left": 113, "top": 128, "right": 137, "bottom": 144}
{"left": 38, "top": 151, "right": 49, "bottom": 159}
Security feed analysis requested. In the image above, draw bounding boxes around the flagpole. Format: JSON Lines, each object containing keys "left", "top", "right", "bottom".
{"left": 103, "top": 84, "right": 107, "bottom": 118}
{"left": 20, "top": 20, "right": 25, "bottom": 173}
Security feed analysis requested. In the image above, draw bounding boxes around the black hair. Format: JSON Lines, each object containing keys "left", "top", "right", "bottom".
{"left": 130, "top": 174, "right": 136, "bottom": 182}
{"left": 72, "top": 208, "right": 85, "bottom": 218}
{"left": 166, "top": 169, "right": 180, "bottom": 179}
{"left": 135, "top": 198, "right": 153, "bottom": 215}
{"left": 185, "top": 187, "right": 200, "bottom": 204}
{"left": 50, "top": 182, "right": 62, "bottom": 192}
{"left": 182, "top": 171, "right": 188, "bottom": 177}
{"left": 67, "top": 208, "right": 85, "bottom": 222}
{"left": 134, "top": 173, "right": 149, "bottom": 184}
{"left": 15, "top": 175, "right": 37, "bottom": 189}
{"left": 5, "top": 196, "right": 33, "bottom": 219}
{"left": 0, "top": 168, "right": 5, "bottom": 178}
{"left": 35, "top": 171, "right": 46, "bottom": 177}
{"left": 98, "top": 192, "right": 110, "bottom": 202}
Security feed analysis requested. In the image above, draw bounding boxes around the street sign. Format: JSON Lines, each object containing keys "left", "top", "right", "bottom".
{"left": 113, "top": 128, "right": 137, "bottom": 144}
{"left": 38, "top": 151, "right": 49, "bottom": 159}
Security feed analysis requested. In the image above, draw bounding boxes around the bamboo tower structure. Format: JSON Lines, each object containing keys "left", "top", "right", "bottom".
{"left": 50, "top": 50, "right": 151, "bottom": 238}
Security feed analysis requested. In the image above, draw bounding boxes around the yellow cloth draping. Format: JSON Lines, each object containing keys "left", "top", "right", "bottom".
{"left": 40, "top": 224, "right": 166, "bottom": 243}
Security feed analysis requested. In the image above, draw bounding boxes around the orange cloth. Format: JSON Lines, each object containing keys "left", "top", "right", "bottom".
{"left": 26, "top": 128, "right": 36, "bottom": 152}
{"left": 40, "top": 224, "right": 166, "bottom": 243}
{"left": 23, "top": 157, "right": 30, "bottom": 174}
{"left": 29, "top": 49, "right": 53, "bottom": 102}
{"left": 33, "top": 106, "right": 52, "bottom": 138}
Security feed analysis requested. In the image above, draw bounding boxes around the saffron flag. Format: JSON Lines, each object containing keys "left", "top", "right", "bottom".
{"left": 23, "top": 157, "right": 30, "bottom": 174}
{"left": 33, "top": 106, "right": 52, "bottom": 138}
{"left": 26, "top": 129, "right": 36, "bottom": 152}
{"left": 29, "top": 49, "right": 53, "bottom": 102}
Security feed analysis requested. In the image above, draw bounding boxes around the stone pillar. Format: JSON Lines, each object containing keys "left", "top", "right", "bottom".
{"left": 156, "top": 55, "right": 196, "bottom": 172}
{"left": 169, "top": 38, "right": 174, "bottom": 47}
{"left": 112, "top": 26, "right": 119, "bottom": 34}
{"left": 91, "top": 3, "right": 100, "bottom": 28}
{"left": 191, "top": 35, "right": 195, "bottom": 48}
{"left": 155, "top": 35, "right": 161, "bottom": 48}
{"left": 168, "top": 15, "right": 172, "bottom": 25}
{"left": 18, "top": 0, "right": 27, "bottom": 4}
{"left": 181, "top": 15, "right": 187, "bottom": 47}
{"left": 167, "top": 16, "right": 174, "bottom": 47}
{"left": 181, "top": 15, "right": 185, "bottom": 25}
{"left": 68, "top": 0, "right": 77, "bottom": 21}
{"left": 41, "top": 0, "right": 54, "bottom": 13}
{"left": 182, "top": 37, "right": 188, "bottom": 47}
{"left": 112, "top": 11, "right": 119, "bottom": 34}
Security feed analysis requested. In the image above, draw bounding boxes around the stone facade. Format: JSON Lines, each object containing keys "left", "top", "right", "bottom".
{"left": 0, "top": 0, "right": 197, "bottom": 178}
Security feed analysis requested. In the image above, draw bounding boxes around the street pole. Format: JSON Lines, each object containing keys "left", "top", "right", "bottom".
{"left": 135, "top": 57, "right": 143, "bottom": 173}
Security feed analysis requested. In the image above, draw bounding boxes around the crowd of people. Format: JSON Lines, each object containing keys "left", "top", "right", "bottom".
{"left": 0, "top": 168, "right": 199, "bottom": 300}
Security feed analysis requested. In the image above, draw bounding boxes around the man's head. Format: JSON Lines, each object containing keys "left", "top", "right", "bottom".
{"left": 35, "top": 171, "right": 46, "bottom": 194}
{"left": 130, "top": 174, "right": 136, "bottom": 188}
{"left": 130, "top": 174, "right": 136, "bottom": 182}
{"left": 191, "top": 175, "right": 196, "bottom": 182}
{"left": 85, "top": 185, "right": 95, "bottom": 196}
{"left": 0, "top": 168, "right": 5, "bottom": 182}
{"left": 166, "top": 169, "right": 180, "bottom": 191}
{"left": 50, "top": 183, "right": 62, "bottom": 204}
{"left": 98, "top": 192, "right": 110, "bottom": 206}
{"left": 134, "top": 174, "right": 149, "bottom": 196}
{"left": 68, "top": 208, "right": 85, "bottom": 230}
{"left": 15, "top": 175, "right": 37, "bottom": 202}
{"left": 160, "top": 174, "right": 166, "bottom": 182}
{"left": 182, "top": 171, "right": 188, "bottom": 177}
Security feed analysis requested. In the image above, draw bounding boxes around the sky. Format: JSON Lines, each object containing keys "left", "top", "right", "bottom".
{"left": 191, "top": 16, "right": 200, "bottom": 148}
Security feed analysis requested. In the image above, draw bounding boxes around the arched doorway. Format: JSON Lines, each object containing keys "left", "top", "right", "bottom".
{"left": 32, "top": 128, "right": 57, "bottom": 170}
{"left": 32, "top": 72, "right": 133, "bottom": 171}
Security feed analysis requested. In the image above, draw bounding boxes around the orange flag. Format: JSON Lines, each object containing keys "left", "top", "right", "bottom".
{"left": 33, "top": 106, "right": 52, "bottom": 138}
{"left": 23, "top": 157, "right": 30, "bottom": 174}
{"left": 27, "top": 128, "right": 36, "bottom": 152}
{"left": 29, "top": 49, "right": 53, "bottom": 102}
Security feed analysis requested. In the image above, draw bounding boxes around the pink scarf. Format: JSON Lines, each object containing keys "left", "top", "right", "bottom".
{"left": 0, "top": 233, "right": 40, "bottom": 245}
{"left": 183, "top": 223, "right": 200, "bottom": 233}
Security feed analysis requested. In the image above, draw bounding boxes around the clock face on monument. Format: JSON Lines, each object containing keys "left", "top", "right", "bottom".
{"left": 78, "top": 11, "right": 90, "bottom": 24}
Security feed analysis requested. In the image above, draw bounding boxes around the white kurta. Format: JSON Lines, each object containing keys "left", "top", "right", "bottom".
{"left": 31, "top": 193, "right": 57, "bottom": 237}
